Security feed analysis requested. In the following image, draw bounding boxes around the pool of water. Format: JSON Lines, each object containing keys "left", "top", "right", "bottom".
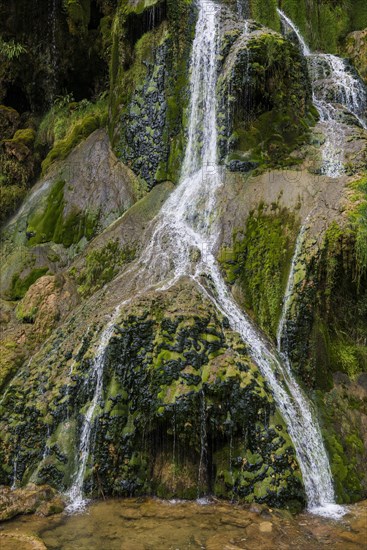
{"left": 1, "top": 498, "right": 366, "bottom": 549}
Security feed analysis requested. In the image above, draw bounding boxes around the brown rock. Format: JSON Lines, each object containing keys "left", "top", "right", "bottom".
{"left": 3, "top": 139, "right": 30, "bottom": 161}
{"left": 345, "top": 29, "right": 367, "bottom": 84}
{"left": 16, "top": 274, "right": 79, "bottom": 338}
{"left": 0, "top": 532, "right": 47, "bottom": 550}
{"left": 0, "top": 105, "right": 20, "bottom": 140}
{"left": 0, "top": 484, "right": 65, "bottom": 521}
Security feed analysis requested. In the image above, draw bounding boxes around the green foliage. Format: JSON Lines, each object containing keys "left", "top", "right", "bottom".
{"left": 251, "top": 0, "right": 280, "bottom": 31}
{"left": 0, "top": 184, "right": 27, "bottom": 226}
{"left": 349, "top": 176, "right": 367, "bottom": 286}
{"left": 37, "top": 96, "right": 108, "bottom": 175}
{"left": 281, "top": 0, "right": 367, "bottom": 53}
{"left": 0, "top": 127, "right": 36, "bottom": 225}
{"left": 73, "top": 240, "right": 137, "bottom": 297}
{"left": 0, "top": 38, "right": 27, "bottom": 60}
{"left": 219, "top": 206, "right": 298, "bottom": 339}
{"left": 9, "top": 268, "right": 49, "bottom": 301}
{"left": 316, "top": 390, "right": 365, "bottom": 503}
{"left": 11, "top": 128, "right": 36, "bottom": 146}
{"left": 63, "top": 0, "right": 91, "bottom": 34}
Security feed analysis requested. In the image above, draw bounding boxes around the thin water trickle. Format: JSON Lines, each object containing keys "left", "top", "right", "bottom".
{"left": 66, "top": 309, "right": 121, "bottom": 513}
{"left": 277, "top": 8, "right": 367, "bottom": 178}
{"left": 11, "top": 455, "right": 18, "bottom": 491}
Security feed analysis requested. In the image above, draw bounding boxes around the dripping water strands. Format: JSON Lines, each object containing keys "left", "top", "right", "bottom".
{"left": 277, "top": 8, "right": 367, "bottom": 178}
{"left": 237, "top": 0, "right": 250, "bottom": 20}
{"left": 11, "top": 454, "right": 18, "bottom": 490}
{"left": 276, "top": 223, "right": 309, "bottom": 351}
{"left": 66, "top": 309, "right": 121, "bottom": 513}
{"left": 48, "top": 0, "right": 59, "bottom": 102}
{"left": 276, "top": 9, "right": 310, "bottom": 56}
{"left": 42, "top": 425, "right": 51, "bottom": 461}
{"left": 197, "top": 391, "right": 208, "bottom": 499}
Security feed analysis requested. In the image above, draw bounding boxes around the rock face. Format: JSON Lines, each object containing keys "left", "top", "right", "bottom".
{"left": 0, "top": 281, "right": 304, "bottom": 508}
{"left": 0, "top": 129, "right": 144, "bottom": 301}
{"left": 0, "top": 484, "right": 64, "bottom": 521}
{"left": 0, "top": 0, "right": 366, "bottom": 512}
{"left": 345, "top": 29, "right": 367, "bottom": 85}
{"left": 110, "top": 0, "right": 196, "bottom": 188}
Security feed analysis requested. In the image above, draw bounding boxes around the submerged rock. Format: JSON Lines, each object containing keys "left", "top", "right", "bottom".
{"left": 0, "top": 484, "right": 64, "bottom": 521}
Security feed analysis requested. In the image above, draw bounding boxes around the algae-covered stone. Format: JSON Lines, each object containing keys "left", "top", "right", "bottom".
{"left": 217, "top": 24, "right": 315, "bottom": 170}
{"left": 0, "top": 280, "right": 305, "bottom": 509}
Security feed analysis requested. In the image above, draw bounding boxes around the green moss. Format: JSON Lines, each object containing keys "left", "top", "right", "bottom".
{"left": 0, "top": 184, "right": 27, "bottom": 225}
{"left": 218, "top": 31, "right": 316, "bottom": 169}
{"left": 63, "top": 0, "right": 91, "bottom": 35}
{"left": 109, "top": 0, "right": 194, "bottom": 186}
{"left": 73, "top": 240, "right": 136, "bottom": 297}
{"left": 9, "top": 268, "right": 49, "bottom": 301}
{"left": 280, "top": 0, "right": 367, "bottom": 54}
{"left": 10, "top": 128, "right": 36, "bottom": 146}
{"left": 41, "top": 114, "right": 105, "bottom": 175}
{"left": 27, "top": 179, "right": 98, "bottom": 247}
{"left": 349, "top": 176, "right": 367, "bottom": 286}
{"left": 219, "top": 206, "right": 298, "bottom": 340}
{"left": 37, "top": 97, "right": 108, "bottom": 175}
{"left": 316, "top": 390, "right": 365, "bottom": 503}
{"left": 251, "top": 0, "right": 280, "bottom": 31}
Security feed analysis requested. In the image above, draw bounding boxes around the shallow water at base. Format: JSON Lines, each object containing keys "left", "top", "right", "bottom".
{"left": 1, "top": 499, "right": 366, "bottom": 550}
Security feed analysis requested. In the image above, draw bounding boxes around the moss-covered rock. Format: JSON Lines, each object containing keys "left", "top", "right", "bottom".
{"left": 217, "top": 25, "right": 316, "bottom": 170}
{"left": 109, "top": 0, "right": 195, "bottom": 188}
{"left": 219, "top": 205, "right": 299, "bottom": 341}
{"left": 345, "top": 29, "right": 367, "bottom": 85}
{"left": 0, "top": 281, "right": 305, "bottom": 509}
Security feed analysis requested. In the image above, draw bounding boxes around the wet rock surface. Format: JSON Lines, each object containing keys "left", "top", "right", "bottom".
{"left": 0, "top": 281, "right": 304, "bottom": 508}
{"left": 1, "top": 498, "right": 366, "bottom": 550}
{"left": 0, "top": 484, "right": 64, "bottom": 522}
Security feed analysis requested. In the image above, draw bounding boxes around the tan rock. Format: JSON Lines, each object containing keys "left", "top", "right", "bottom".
{"left": 0, "top": 532, "right": 47, "bottom": 550}
{"left": 259, "top": 521, "right": 273, "bottom": 533}
{"left": 0, "top": 484, "right": 65, "bottom": 521}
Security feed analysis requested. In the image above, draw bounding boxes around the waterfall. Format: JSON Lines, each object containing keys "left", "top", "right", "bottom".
{"left": 277, "top": 224, "right": 308, "bottom": 351}
{"left": 67, "top": 0, "right": 344, "bottom": 517}
{"left": 276, "top": 9, "right": 311, "bottom": 56}
{"left": 66, "top": 309, "right": 120, "bottom": 512}
{"left": 277, "top": 8, "right": 367, "bottom": 177}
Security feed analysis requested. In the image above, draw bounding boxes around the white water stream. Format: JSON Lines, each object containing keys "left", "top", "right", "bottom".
{"left": 66, "top": 309, "right": 121, "bottom": 513}
{"left": 67, "top": 0, "right": 345, "bottom": 517}
{"left": 277, "top": 8, "right": 367, "bottom": 178}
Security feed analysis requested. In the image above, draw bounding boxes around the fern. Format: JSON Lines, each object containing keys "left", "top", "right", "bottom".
{"left": 0, "top": 38, "right": 27, "bottom": 60}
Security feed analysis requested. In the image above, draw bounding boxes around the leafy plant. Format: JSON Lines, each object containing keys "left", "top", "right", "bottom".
{"left": 0, "top": 38, "right": 27, "bottom": 60}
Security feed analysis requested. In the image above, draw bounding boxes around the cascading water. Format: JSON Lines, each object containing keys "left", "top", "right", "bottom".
{"left": 66, "top": 309, "right": 121, "bottom": 512}
{"left": 67, "top": 0, "right": 344, "bottom": 517}
{"left": 277, "top": 8, "right": 367, "bottom": 177}
{"left": 277, "top": 222, "right": 309, "bottom": 349}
